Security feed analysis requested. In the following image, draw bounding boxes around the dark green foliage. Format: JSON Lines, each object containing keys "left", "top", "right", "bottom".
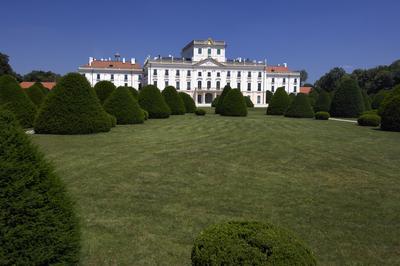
{"left": 285, "top": 93, "right": 315, "bottom": 118}
{"left": 179, "top": 92, "right": 196, "bottom": 113}
{"left": 221, "top": 89, "right": 247, "bottom": 117}
{"left": 94, "top": 81, "right": 116, "bottom": 104}
{"left": 0, "top": 52, "right": 20, "bottom": 80}
{"left": 0, "top": 74, "right": 37, "bottom": 128}
{"left": 191, "top": 221, "right": 316, "bottom": 266}
{"left": 108, "top": 114, "right": 117, "bottom": 127}
{"left": 308, "top": 89, "right": 319, "bottom": 108}
{"left": 358, "top": 114, "right": 381, "bottom": 127}
{"left": 315, "top": 67, "right": 346, "bottom": 92}
{"left": 265, "top": 90, "right": 273, "bottom": 104}
{"left": 162, "top": 86, "right": 186, "bottom": 115}
{"left": 195, "top": 108, "right": 206, "bottom": 116}
{"left": 138, "top": 85, "right": 170, "bottom": 119}
{"left": 362, "top": 109, "right": 378, "bottom": 116}
{"left": 380, "top": 94, "right": 400, "bottom": 131}
{"left": 315, "top": 111, "right": 330, "bottom": 120}
{"left": 371, "top": 90, "right": 389, "bottom": 109}
{"left": 104, "top": 87, "right": 144, "bottom": 124}
{"left": 126, "top": 86, "right": 139, "bottom": 99}
{"left": 378, "top": 85, "right": 400, "bottom": 115}
{"left": 23, "top": 70, "right": 61, "bottom": 82}
{"left": 244, "top": 96, "right": 254, "bottom": 108}
{"left": 314, "top": 90, "right": 331, "bottom": 112}
{"left": 34, "top": 73, "right": 111, "bottom": 134}
{"left": 142, "top": 109, "right": 149, "bottom": 120}
{"left": 266, "top": 87, "right": 290, "bottom": 115}
{"left": 0, "top": 109, "right": 80, "bottom": 265}
{"left": 289, "top": 93, "right": 296, "bottom": 104}
{"left": 211, "top": 95, "right": 220, "bottom": 107}
{"left": 25, "top": 82, "right": 46, "bottom": 107}
{"left": 330, "top": 76, "right": 365, "bottom": 118}
{"left": 215, "top": 85, "right": 231, "bottom": 114}
{"left": 361, "top": 90, "right": 372, "bottom": 111}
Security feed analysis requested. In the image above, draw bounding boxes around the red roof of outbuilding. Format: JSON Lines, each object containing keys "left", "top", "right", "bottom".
{"left": 300, "top": 87, "right": 312, "bottom": 94}
{"left": 20, "top": 81, "right": 56, "bottom": 90}
{"left": 266, "top": 66, "right": 290, "bottom": 73}
{"left": 81, "top": 60, "right": 141, "bottom": 70}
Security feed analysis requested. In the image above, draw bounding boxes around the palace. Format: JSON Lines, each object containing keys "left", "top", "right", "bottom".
{"left": 78, "top": 38, "right": 301, "bottom": 107}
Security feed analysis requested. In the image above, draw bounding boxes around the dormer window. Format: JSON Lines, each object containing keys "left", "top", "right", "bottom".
{"left": 208, "top": 48, "right": 211, "bottom": 55}
{"left": 198, "top": 48, "right": 202, "bottom": 54}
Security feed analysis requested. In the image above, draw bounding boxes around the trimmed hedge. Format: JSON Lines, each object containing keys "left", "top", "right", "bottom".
{"left": 265, "top": 90, "right": 273, "bottom": 104}
{"left": 0, "top": 75, "right": 37, "bottom": 128}
{"left": 104, "top": 87, "right": 144, "bottom": 124}
{"left": 162, "top": 86, "right": 186, "bottom": 115}
{"left": 285, "top": 93, "right": 315, "bottom": 118}
{"left": 315, "top": 111, "right": 330, "bottom": 120}
{"left": 358, "top": 114, "right": 381, "bottom": 127}
{"left": 215, "top": 85, "right": 231, "bottom": 114}
{"left": 124, "top": 86, "right": 139, "bottom": 99}
{"left": 0, "top": 108, "right": 80, "bottom": 265}
{"left": 380, "top": 94, "right": 400, "bottom": 131}
{"left": 221, "top": 89, "right": 247, "bottom": 117}
{"left": 244, "top": 96, "right": 254, "bottom": 108}
{"left": 362, "top": 89, "right": 372, "bottom": 111}
{"left": 25, "top": 82, "right": 46, "bottom": 107}
{"left": 266, "top": 87, "right": 290, "bottom": 115}
{"left": 330, "top": 76, "right": 364, "bottom": 118}
{"left": 179, "top": 92, "right": 196, "bottom": 113}
{"left": 289, "top": 93, "right": 296, "bottom": 104}
{"left": 211, "top": 95, "right": 220, "bottom": 107}
{"left": 94, "top": 80, "right": 116, "bottom": 103}
{"left": 34, "top": 73, "right": 111, "bottom": 134}
{"left": 308, "top": 89, "right": 319, "bottom": 108}
{"left": 191, "top": 221, "right": 316, "bottom": 266}
{"left": 195, "top": 108, "right": 206, "bottom": 116}
{"left": 314, "top": 90, "right": 331, "bottom": 112}
{"left": 138, "top": 85, "right": 171, "bottom": 118}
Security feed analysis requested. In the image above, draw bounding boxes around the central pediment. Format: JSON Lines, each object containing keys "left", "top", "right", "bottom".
{"left": 194, "top": 58, "right": 225, "bottom": 67}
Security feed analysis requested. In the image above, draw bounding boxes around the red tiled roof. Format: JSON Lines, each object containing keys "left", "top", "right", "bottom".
{"left": 81, "top": 60, "right": 141, "bottom": 70}
{"left": 300, "top": 87, "right": 312, "bottom": 94}
{"left": 20, "top": 81, "right": 56, "bottom": 90}
{"left": 266, "top": 66, "right": 290, "bottom": 73}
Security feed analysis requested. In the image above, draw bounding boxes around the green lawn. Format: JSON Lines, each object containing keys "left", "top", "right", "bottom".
{"left": 31, "top": 108, "right": 400, "bottom": 265}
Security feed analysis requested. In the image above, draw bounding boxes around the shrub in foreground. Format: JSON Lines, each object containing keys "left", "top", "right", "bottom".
{"left": 34, "top": 73, "right": 111, "bottom": 134}
{"left": 265, "top": 90, "right": 273, "bottom": 104}
{"left": 357, "top": 114, "right": 381, "bottom": 127}
{"left": 371, "top": 90, "right": 388, "bottom": 109}
{"left": 215, "top": 85, "right": 231, "bottom": 114}
{"left": 179, "top": 92, "right": 196, "bottom": 113}
{"left": 94, "top": 80, "right": 116, "bottom": 103}
{"left": 315, "top": 111, "right": 330, "bottom": 120}
{"left": 211, "top": 95, "right": 220, "bottom": 107}
{"left": 108, "top": 113, "right": 117, "bottom": 127}
{"left": 0, "top": 108, "right": 80, "bottom": 265}
{"left": 380, "top": 94, "right": 400, "bottom": 131}
{"left": 104, "top": 87, "right": 144, "bottom": 124}
{"left": 142, "top": 109, "right": 149, "bottom": 120}
{"left": 314, "top": 90, "right": 331, "bottom": 112}
{"left": 221, "top": 89, "right": 247, "bottom": 116}
{"left": 138, "top": 85, "right": 171, "bottom": 118}
{"left": 195, "top": 108, "right": 206, "bottom": 116}
{"left": 285, "top": 93, "right": 314, "bottom": 118}
{"left": 124, "top": 86, "right": 139, "bottom": 99}
{"left": 25, "top": 82, "right": 46, "bottom": 107}
{"left": 162, "top": 86, "right": 186, "bottom": 115}
{"left": 330, "top": 76, "right": 364, "bottom": 117}
{"left": 191, "top": 221, "right": 316, "bottom": 266}
{"left": 0, "top": 75, "right": 37, "bottom": 128}
{"left": 244, "top": 96, "right": 254, "bottom": 108}
{"left": 266, "top": 87, "right": 290, "bottom": 115}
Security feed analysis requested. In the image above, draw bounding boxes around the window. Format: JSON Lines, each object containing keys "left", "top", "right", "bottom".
{"left": 237, "top": 82, "right": 241, "bottom": 89}
{"left": 198, "top": 48, "right": 202, "bottom": 54}
{"left": 247, "top": 83, "right": 251, "bottom": 91}
{"left": 227, "top": 82, "right": 230, "bottom": 87}
{"left": 294, "top": 86, "right": 297, "bottom": 93}
{"left": 198, "top": 80, "right": 202, "bottom": 89}
{"left": 272, "top": 78, "right": 275, "bottom": 83}
{"left": 207, "top": 81, "right": 211, "bottom": 89}
{"left": 187, "top": 81, "right": 191, "bottom": 90}
{"left": 237, "top": 71, "right": 241, "bottom": 78}
{"left": 257, "top": 96, "right": 261, "bottom": 104}
{"left": 258, "top": 72, "right": 262, "bottom": 78}
{"left": 216, "top": 81, "right": 220, "bottom": 89}
{"left": 124, "top": 74, "right": 128, "bottom": 81}
{"left": 197, "top": 94, "right": 202, "bottom": 103}
{"left": 154, "top": 81, "right": 158, "bottom": 87}
{"left": 207, "top": 72, "right": 211, "bottom": 77}
{"left": 258, "top": 83, "right": 261, "bottom": 91}
{"left": 208, "top": 48, "right": 211, "bottom": 55}
{"left": 217, "top": 72, "right": 220, "bottom": 77}
{"left": 124, "top": 83, "right": 128, "bottom": 87}
{"left": 110, "top": 74, "right": 114, "bottom": 80}
{"left": 165, "top": 81, "right": 169, "bottom": 87}
{"left": 165, "top": 69, "right": 169, "bottom": 76}
{"left": 227, "top": 71, "right": 231, "bottom": 77}
{"left": 294, "top": 78, "right": 297, "bottom": 84}
{"left": 248, "top": 72, "right": 251, "bottom": 78}
{"left": 97, "top": 74, "right": 100, "bottom": 80}
{"left": 217, "top": 48, "right": 221, "bottom": 55}
{"left": 272, "top": 85, "right": 275, "bottom": 92}
{"left": 176, "top": 81, "right": 180, "bottom": 90}
{"left": 176, "top": 70, "right": 180, "bottom": 76}
{"left": 198, "top": 71, "right": 202, "bottom": 77}
{"left": 187, "top": 70, "right": 191, "bottom": 76}
{"left": 283, "top": 78, "right": 286, "bottom": 84}
{"left": 153, "top": 69, "right": 157, "bottom": 75}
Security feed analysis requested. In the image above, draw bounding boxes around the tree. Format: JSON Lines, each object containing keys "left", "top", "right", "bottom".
{"left": 380, "top": 94, "right": 400, "bottom": 132}
{"left": 23, "top": 70, "right": 61, "bottom": 82}
{"left": 0, "top": 52, "right": 21, "bottom": 80}
{"left": 315, "top": 67, "right": 346, "bottom": 92}
{"left": 244, "top": 96, "right": 254, "bottom": 108}
{"left": 314, "top": 90, "right": 332, "bottom": 112}
{"left": 361, "top": 89, "right": 372, "bottom": 111}
{"left": 94, "top": 81, "right": 116, "bottom": 104}
{"left": 265, "top": 90, "right": 273, "bottom": 104}
{"left": 162, "top": 86, "right": 186, "bottom": 115}
{"left": 138, "top": 85, "right": 171, "bottom": 118}
{"left": 215, "top": 85, "right": 231, "bottom": 114}
{"left": 299, "top": 69, "right": 308, "bottom": 85}
{"left": 221, "top": 89, "right": 247, "bottom": 116}
{"left": 266, "top": 87, "right": 290, "bottom": 115}
{"left": 179, "top": 92, "right": 196, "bottom": 113}
{"left": 0, "top": 75, "right": 37, "bottom": 128}
{"left": 34, "top": 73, "right": 112, "bottom": 134}
{"left": 104, "top": 87, "right": 144, "bottom": 124}
{"left": 285, "top": 93, "right": 315, "bottom": 118}
{"left": 25, "top": 82, "right": 46, "bottom": 107}
{"left": 0, "top": 108, "right": 80, "bottom": 265}
{"left": 330, "top": 75, "right": 364, "bottom": 117}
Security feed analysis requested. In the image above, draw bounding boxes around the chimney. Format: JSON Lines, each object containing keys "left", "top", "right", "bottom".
{"left": 283, "top": 63, "right": 287, "bottom": 68}
{"left": 89, "top": 57, "right": 93, "bottom": 65}
{"left": 122, "top": 58, "right": 126, "bottom": 63}
{"left": 131, "top": 58, "right": 136, "bottom": 64}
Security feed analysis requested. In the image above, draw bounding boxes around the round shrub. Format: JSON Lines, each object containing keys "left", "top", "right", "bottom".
{"left": 34, "top": 73, "right": 111, "bottom": 134}
{"left": 94, "top": 80, "right": 116, "bottom": 104}
{"left": 142, "top": 109, "right": 149, "bottom": 120}
{"left": 380, "top": 94, "right": 400, "bottom": 131}
{"left": 357, "top": 114, "right": 381, "bottom": 127}
{"left": 221, "top": 89, "right": 247, "bottom": 117}
{"left": 315, "top": 111, "right": 330, "bottom": 120}
{"left": 371, "top": 90, "right": 389, "bottom": 109}
{"left": 265, "top": 90, "right": 273, "bottom": 104}
{"left": 179, "top": 92, "right": 196, "bottom": 113}
{"left": 266, "top": 87, "right": 290, "bottom": 115}
{"left": 314, "top": 90, "right": 331, "bottom": 112}
{"left": 215, "top": 85, "right": 231, "bottom": 114}
{"left": 0, "top": 108, "right": 80, "bottom": 265}
{"left": 25, "top": 82, "right": 46, "bottom": 107}
{"left": 104, "top": 87, "right": 144, "bottom": 124}
{"left": 211, "top": 95, "right": 220, "bottom": 107}
{"left": 162, "top": 86, "right": 186, "bottom": 115}
{"left": 330, "top": 76, "right": 364, "bottom": 118}
{"left": 0, "top": 75, "right": 37, "bottom": 128}
{"left": 195, "top": 108, "right": 206, "bottom": 116}
{"left": 244, "top": 96, "right": 254, "bottom": 108}
{"left": 138, "top": 85, "right": 171, "bottom": 119}
{"left": 289, "top": 92, "right": 296, "bottom": 104}
{"left": 124, "top": 86, "right": 138, "bottom": 99}
{"left": 191, "top": 221, "right": 316, "bottom": 266}
{"left": 285, "top": 93, "right": 315, "bottom": 118}
{"left": 108, "top": 113, "right": 117, "bottom": 127}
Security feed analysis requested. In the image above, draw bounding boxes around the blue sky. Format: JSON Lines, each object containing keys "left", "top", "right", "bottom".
{"left": 2, "top": 0, "right": 399, "bottom": 82}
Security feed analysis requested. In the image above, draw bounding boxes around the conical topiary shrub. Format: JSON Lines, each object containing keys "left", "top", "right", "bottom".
{"left": 380, "top": 94, "right": 400, "bottom": 132}
{"left": 179, "top": 92, "right": 196, "bottom": 113}
{"left": 314, "top": 90, "right": 332, "bottom": 112}
{"left": 34, "top": 73, "right": 111, "bottom": 134}
{"left": 265, "top": 90, "right": 273, "bottom": 104}
{"left": 25, "top": 82, "right": 46, "bottom": 107}
{"left": 221, "top": 89, "right": 247, "bottom": 116}
{"left": 244, "top": 96, "right": 254, "bottom": 108}
{"left": 266, "top": 87, "right": 290, "bottom": 115}
{"left": 94, "top": 80, "right": 116, "bottom": 104}
{"left": 308, "top": 89, "right": 319, "bottom": 108}
{"left": 330, "top": 76, "right": 364, "bottom": 118}
{"left": 138, "top": 85, "right": 171, "bottom": 118}
{"left": 0, "top": 108, "right": 80, "bottom": 265}
{"left": 104, "top": 87, "right": 144, "bottom": 124}
{"left": 362, "top": 90, "right": 372, "bottom": 111}
{"left": 285, "top": 93, "right": 315, "bottom": 118}
{"left": 211, "top": 95, "right": 220, "bottom": 107}
{"left": 0, "top": 75, "right": 37, "bottom": 128}
{"left": 215, "top": 85, "right": 231, "bottom": 114}
{"left": 162, "top": 86, "right": 186, "bottom": 115}
{"left": 124, "top": 86, "right": 139, "bottom": 99}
